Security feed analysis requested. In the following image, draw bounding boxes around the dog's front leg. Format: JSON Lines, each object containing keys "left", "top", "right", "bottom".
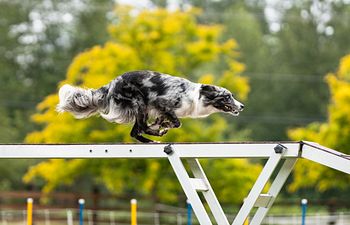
{"left": 131, "top": 108, "right": 167, "bottom": 142}
{"left": 148, "top": 116, "right": 165, "bottom": 129}
{"left": 130, "top": 122, "right": 154, "bottom": 143}
{"left": 161, "top": 111, "right": 181, "bottom": 129}
{"left": 148, "top": 116, "right": 169, "bottom": 136}
{"left": 140, "top": 117, "right": 168, "bottom": 137}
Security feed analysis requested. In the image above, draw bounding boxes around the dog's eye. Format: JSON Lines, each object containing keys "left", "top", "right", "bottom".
{"left": 225, "top": 95, "right": 230, "bottom": 100}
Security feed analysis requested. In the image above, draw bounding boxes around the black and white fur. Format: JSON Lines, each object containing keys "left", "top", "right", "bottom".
{"left": 57, "top": 70, "right": 244, "bottom": 142}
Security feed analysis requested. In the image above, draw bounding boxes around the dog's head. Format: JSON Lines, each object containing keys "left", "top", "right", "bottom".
{"left": 199, "top": 84, "right": 244, "bottom": 116}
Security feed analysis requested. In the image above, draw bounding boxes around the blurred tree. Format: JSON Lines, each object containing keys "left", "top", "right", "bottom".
{"left": 186, "top": 0, "right": 269, "bottom": 74}
{"left": 0, "top": 0, "right": 113, "bottom": 190}
{"left": 288, "top": 54, "right": 350, "bottom": 191}
{"left": 0, "top": 0, "right": 33, "bottom": 142}
{"left": 178, "top": 0, "right": 271, "bottom": 140}
{"left": 185, "top": 0, "right": 350, "bottom": 141}
{"left": 0, "top": 0, "right": 113, "bottom": 142}
{"left": 244, "top": 1, "right": 350, "bottom": 140}
{"left": 24, "top": 6, "right": 261, "bottom": 204}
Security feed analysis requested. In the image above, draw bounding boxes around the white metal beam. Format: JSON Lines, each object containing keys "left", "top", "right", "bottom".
{"left": 0, "top": 143, "right": 300, "bottom": 159}
{"left": 301, "top": 142, "right": 350, "bottom": 174}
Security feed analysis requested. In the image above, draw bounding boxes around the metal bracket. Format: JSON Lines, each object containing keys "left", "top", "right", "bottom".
{"left": 166, "top": 147, "right": 229, "bottom": 225}
{"left": 164, "top": 144, "right": 174, "bottom": 155}
{"left": 274, "top": 144, "right": 287, "bottom": 154}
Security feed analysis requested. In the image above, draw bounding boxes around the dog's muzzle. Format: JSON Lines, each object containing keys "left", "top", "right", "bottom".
{"left": 227, "top": 102, "right": 244, "bottom": 116}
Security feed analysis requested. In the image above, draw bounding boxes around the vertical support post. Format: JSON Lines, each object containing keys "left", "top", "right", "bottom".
{"left": 67, "top": 209, "right": 73, "bottom": 225}
{"left": 109, "top": 211, "right": 116, "bottom": 225}
{"left": 154, "top": 212, "right": 160, "bottom": 225}
{"left": 250, "top": 158, "right": 298, "bottom": 224}
{"left": 232, "top": 149, "right": 284, "bottom": 225}
{"left": 79, "top": 199, "right": 85, "bottom": 225}
{"left": 164, "top": 145, "right": 213, "bottom": 225}
{"left": 27, "top": 198, "right": 33, "bottom": 225}
{"left": 1, "top": 211, "right": 7, "bottom": 225}
{"left": 301, "top": 199, "right": 308, "bottom": 225}
{"left": 87, "top": 210, "right": 93, "bottom": 225}
{"left": 23, "top": 210, "right": 26, "bottom": 225}
{"left": 131, "top": 199, "right": 137, "bottom": 225}
{"left": 187, "top": 200, "right": 192, "bottom": 225}
{"left": 44, "top": 209, "right": 50, "bottom": 225}
{"left": 177, "top": 213, "right": 182, "bottom": 225}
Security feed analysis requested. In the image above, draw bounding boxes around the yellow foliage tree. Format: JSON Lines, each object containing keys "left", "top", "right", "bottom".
{"left": 25, "top": 6, "right": 260, "bottom": 204}
{"left": 288, "top": 54, "right": 350, "bottom": 192}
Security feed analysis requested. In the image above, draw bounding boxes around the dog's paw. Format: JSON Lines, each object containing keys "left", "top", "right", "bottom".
{"left": 161, "top": 121, "right": 172, "bottom": 128}
{"left": 161, "top": 121, "right": 181, "bottom": 129}
{"left": 159, "top": 129, "right": 168, "bottom": 136}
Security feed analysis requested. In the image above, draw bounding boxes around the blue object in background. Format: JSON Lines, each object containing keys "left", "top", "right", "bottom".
{"left": 187, "top": 199, "right": 192, "bottom": 225}
{"left": 301, "top": 198, "right": 308, "bottom": 225}
{"left": 79, "top": 199, "right": 85, "bottom": 225}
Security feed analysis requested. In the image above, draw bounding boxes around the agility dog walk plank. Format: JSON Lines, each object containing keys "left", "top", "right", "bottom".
{"left": 301, "top": 141, "right": 350, "bottom": 174}
{"left": 0, "top": 142, "right": 300, "bottom": 158}
{"left": 0, "top": 141, "right": 349, "bottom": 225}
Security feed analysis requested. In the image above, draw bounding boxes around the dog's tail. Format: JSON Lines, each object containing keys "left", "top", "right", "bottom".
{"left": 57, "top": 84, "right": 106, "bottom": 119}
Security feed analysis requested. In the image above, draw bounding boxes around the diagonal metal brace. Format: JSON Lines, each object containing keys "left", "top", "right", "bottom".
{"left": 165, "top": 145, "right": 213, "bottom": 225}
{"left": 232, "top": 146, "right": 286, "bottom": 225}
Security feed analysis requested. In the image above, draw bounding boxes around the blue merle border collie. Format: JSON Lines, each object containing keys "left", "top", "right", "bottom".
{"left": 57, "top": 70, "right": 244, "bottom": 143}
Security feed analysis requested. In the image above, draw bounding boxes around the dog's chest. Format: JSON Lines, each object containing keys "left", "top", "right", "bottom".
{"left": 174, "top": 100, "right": 196, "bottom": 118}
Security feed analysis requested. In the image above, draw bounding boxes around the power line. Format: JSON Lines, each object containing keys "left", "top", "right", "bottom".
{"left": 245, "top": 73, "right": 327, "bottom": 83}
{"left": 238, "top": 114, "right": 326, "bottom": 125}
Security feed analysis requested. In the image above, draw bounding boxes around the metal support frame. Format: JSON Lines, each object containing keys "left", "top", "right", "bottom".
{"left": 165, "top": 145, "right": 229, "bottom": 225}
{"left": 187, "top": 158, "right": 229, "bottom": 225}
{"left": 0, "top": 141, "right": 349, "bottom": 225}
{"left": 250, "top": 158, "right": 297, "bottom": 224}
{"left": 232, "top": 150, "right": 285, "bottom": 225}
{"left": 166, "top": 148, "right": 213, "bottom": 225}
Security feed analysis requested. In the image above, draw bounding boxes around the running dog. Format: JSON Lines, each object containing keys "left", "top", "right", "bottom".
{"left": 57, "top": 70, "right": 244, "bottom": 142}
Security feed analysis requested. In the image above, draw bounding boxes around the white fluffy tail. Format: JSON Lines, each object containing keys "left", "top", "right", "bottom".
{"left": 57, "top": 84, "right": 100, "bottom": 119}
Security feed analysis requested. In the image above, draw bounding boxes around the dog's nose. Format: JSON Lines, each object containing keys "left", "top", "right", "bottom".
{"left": 240, "top": 104, "right": 244, "bottom": 110}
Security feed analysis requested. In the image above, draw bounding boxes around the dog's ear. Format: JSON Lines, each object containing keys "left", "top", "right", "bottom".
{"left": 200, "top": 85, "right": 218, "bottom": 100}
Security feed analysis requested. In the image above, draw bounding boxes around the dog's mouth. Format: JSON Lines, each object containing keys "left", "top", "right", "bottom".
{"left": 222, "top": 105, "right": 239, "bottom": 116}
{"left": 222, "top": 104, "right": 243, "bottom": 116}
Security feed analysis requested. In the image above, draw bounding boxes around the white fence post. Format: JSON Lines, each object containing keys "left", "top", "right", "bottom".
{"left": 45, "top": 209, "right": 50, "bottom": 225}
{"left": 109, "top": 211, "right": 116, "bottom": 225}
{"left": 154, "top": 212, "right": 160, "bottom": 225}
{"left": 67, "top": 209, "right": 73, "bottom": 225}
{"left": 339, "top": 212, "right": 344, "bottom": 225}
{"left": 1, "top": 211, "right": 7, "bottom": 225}
{"left": 87, "top": 209, "right": 93, "bottom": 225}
{"left": 177, "top": 213, "right": 182, "bottom": 225}
{"left": 22, "top": 209, "right": 26, "bottom": 225}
